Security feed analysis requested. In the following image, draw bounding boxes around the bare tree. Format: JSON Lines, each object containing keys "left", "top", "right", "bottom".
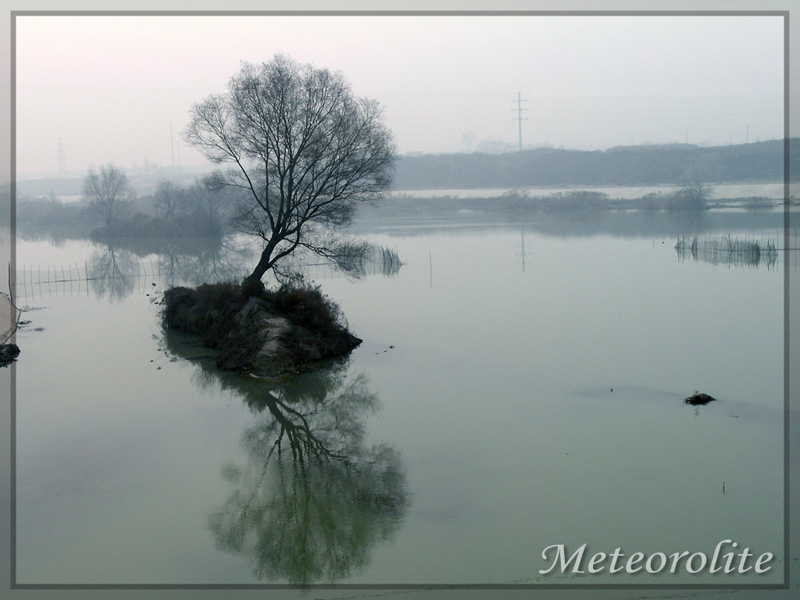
{"left": 671, "top": 170, "right": 712, "bottom": 210}
{"left": 82, "top": 164, "right": 134, "bottom": 227}
{"left": 187, "top": 178, "right": 236, "bottom": 226}
{"left": 185, "top": 54, "right": 395, "bottom": 293}
{"left": 153, "top": 179, "right": 185, "bottom": 220}
{"left": 680, "top": 180, "right": 711, "bottom": 208}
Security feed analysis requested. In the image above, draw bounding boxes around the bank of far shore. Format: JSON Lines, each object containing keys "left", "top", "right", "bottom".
{"left": 390, "top": 181, "right": 787, "bottom": 201}
{"left": 377, "top": 181, "right": 791, "bottom": 213}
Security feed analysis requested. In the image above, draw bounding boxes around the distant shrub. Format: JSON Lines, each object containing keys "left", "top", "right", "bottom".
{"left": 16, "top": 196, "right": 93, "bottom": 226}
{"left": 666, "top": 182, "right": 711, "bottom": 210}
{"left": 638, "top": 192, "right": 668, "bottom": 210}
{"left": 555, "top": 190, "right": 610, "bottom": 209}
{"left": 740, "top": 196, "right": 775, "bottom": 209}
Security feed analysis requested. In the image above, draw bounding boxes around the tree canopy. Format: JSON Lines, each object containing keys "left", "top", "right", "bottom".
{"left": 185, "top": 54, "right": 396, "bottom": 289}
{"left": 82, "top": 164, "right": 133, "bottom": 227}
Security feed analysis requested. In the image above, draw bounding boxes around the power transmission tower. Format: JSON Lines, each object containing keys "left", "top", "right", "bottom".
{"left": 512, "top": 92, "right": 529, "bottom": 152}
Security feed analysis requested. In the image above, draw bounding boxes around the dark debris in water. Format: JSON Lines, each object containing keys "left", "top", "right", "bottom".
{"left": 0, "top": 344, "right": 20, "bottom": 367}
{"left": 684, "top": 392, "right": 717, "bottom": 406}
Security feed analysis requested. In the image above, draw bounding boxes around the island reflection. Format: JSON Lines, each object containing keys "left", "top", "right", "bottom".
{"left": 166, "top": 337, "right": 410, "bottom": 585}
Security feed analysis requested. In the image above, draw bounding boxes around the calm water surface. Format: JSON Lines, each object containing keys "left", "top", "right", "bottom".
{"left": 13, "top": 209, "right": 787, "bottom": 585}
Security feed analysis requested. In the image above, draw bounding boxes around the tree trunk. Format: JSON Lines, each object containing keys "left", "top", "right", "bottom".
{"left": 242, "top": 247, "right": 273, "bottom": 297}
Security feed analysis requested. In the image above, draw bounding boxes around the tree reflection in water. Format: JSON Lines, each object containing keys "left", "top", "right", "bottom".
{"left": 84, "top": 236, "right": 253, "bottom": 302}
{"left": 87, "top": 244, "right": 138, "bottom": 301}
{"left": 155, "top": 235, "right": 252, "bottom": 289}
{"left": 182, "top": 354, "right": 409, "bottom": 585}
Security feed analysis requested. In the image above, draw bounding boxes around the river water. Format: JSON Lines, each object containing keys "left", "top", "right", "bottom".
{"left": 10, "top": 207, "right": 790, "bottom": 586}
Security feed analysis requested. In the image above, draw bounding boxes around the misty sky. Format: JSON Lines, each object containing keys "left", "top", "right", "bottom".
{"left": 15, "top": 13, "right": 784, "bottom": 179}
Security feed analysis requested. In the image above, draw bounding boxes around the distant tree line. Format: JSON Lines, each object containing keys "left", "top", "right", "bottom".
{"left": 16, "top": 165, "right": 240, "bottom": 238}
{"left": 393, "top": 139, "right": 794, "bottom": 189}
{"left": 15, "top": 191, "right": 93, "bottom": 232}
{"left": 102, "top": 175, "right": 239, "bottom": 238}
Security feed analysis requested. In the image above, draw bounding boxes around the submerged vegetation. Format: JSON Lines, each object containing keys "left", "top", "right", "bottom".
{"left": 374, "top": 245, "right": 403, "bottom": 276}
{"left": 319, "top": 243, "right": 402, "bottom": 279}
{"left": 675, "top": 234, "right": 779, "bottom": 269}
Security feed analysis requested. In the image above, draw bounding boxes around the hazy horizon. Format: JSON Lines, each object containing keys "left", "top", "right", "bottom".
{"left": 15, "top": 14, "right": 785, "bottom": 179}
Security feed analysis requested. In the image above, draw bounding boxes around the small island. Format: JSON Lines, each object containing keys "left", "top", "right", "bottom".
{"left": 163, "top": 282, "right": 361, "bottom": 380}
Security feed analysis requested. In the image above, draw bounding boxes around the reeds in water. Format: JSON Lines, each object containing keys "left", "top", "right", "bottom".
{"left": 375, "top": 246, "right": 403, "bottom": 277}
{"left": 675, "top": 234, "right": 778, "bottom": 269}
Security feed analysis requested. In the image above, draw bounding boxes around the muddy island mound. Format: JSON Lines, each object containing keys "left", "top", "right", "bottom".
{"left": 162, "top": 282, "right": 361, "bottom": 380}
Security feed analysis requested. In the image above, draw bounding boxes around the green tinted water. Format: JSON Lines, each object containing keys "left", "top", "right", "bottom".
{"left": 12, "top": 209, "right": 787, "bottom": 585}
